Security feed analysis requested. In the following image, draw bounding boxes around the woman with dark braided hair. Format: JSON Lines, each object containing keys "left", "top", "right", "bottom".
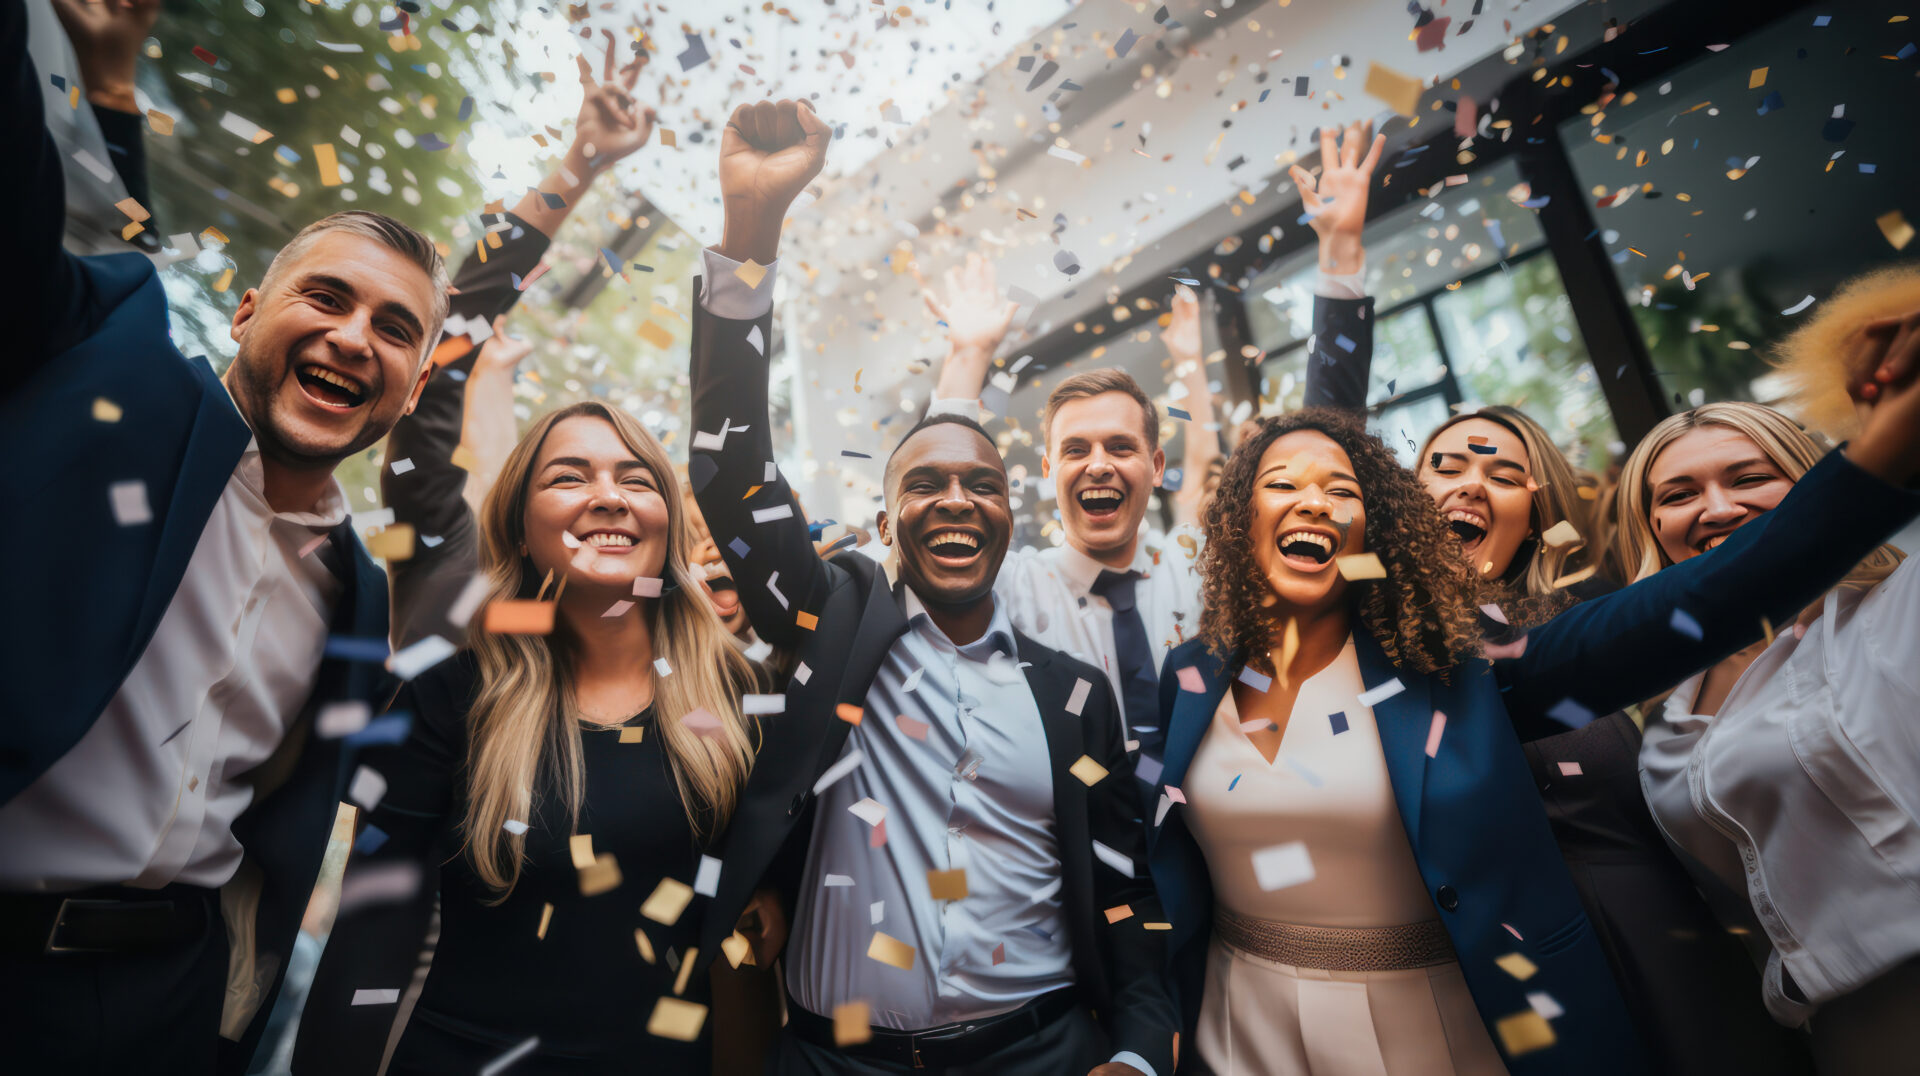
{"left": 1144, "top": 406, "right": 1920, "bottom": 1075}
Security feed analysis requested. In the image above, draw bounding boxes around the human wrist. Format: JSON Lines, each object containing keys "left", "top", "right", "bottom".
{"left": 717, "top": 209, "right": 782, "bottom": 266}
{"left": 1319, "top": 232, "right": 1364, "bottom": 275}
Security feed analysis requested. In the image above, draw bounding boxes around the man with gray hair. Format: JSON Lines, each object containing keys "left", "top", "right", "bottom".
{"left": 0, "top": 0, "right": 448, "bottom": 1068}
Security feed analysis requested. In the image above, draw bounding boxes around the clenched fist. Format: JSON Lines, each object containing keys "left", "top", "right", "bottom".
{"left": 717, "top": 99, "right": 831, "bottom": 265}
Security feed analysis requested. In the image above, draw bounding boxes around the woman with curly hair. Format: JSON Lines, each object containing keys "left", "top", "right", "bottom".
{"left": 1143, "top": 401, "right": 1920, "bottom": 1075}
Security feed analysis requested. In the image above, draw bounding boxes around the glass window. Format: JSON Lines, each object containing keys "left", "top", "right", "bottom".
{"left": 1560, "top": 0, "right": 1919, "bottom": 409}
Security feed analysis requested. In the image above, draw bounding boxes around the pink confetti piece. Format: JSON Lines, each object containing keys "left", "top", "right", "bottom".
{"left": 1425, "top": 710, "right": 1447, "bottom": 758}
{"left": 298, "top": 531, "right": 331, "bottom": 559}
{"left": 895, "top": 715, "right": 930, "bottom": 741}
{"left": 1176, "top": 666, "right": 1206, "bottom": 693}
{"left": 869, "top": 818, "right": 887, "bottom": 848}
{"left": 1503, "top": 922, "right": 1524, "bottom": 941}
{"left": 1166, "top": 786, "right": 1187, "bottom": 804}
{"left": 1557, "top": 761, "right": 1583, "bottom": 776}
{"left": 1484, "top": 635, "right": 1529, "bottom": 660}
{"left": 633, "top": 576, "right": 664, "bottom": 597}
{"left": 682, "top": 708, "right": 723, "bottom": 736}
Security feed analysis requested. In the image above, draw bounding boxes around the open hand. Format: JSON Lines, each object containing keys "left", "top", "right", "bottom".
{"left": 1289, "top": 120, "right": 1384, "bottom": 274}
{"left": 718, "top": 99, "right": 831, "bottom": 264}
{"left": 1162, "top": 284, "right": 1202, "bottom": 362}
{"left": 915, "top": 252, "right": 1019, "bottom": 358}
{"left": 50, "top": 0, "right": 159, "bottom": 113}
{"left": 571, "top": 31, "right": 655, "bottom": 172}
{"left": 474, "top": 316, "right": 533, "bottom": 376}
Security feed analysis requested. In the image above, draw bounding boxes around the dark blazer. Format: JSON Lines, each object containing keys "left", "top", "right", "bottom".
{"left": 1147, "top": 448, "right": 1920, "bottom": 1074}
{"left": 0, "top": 15, "right": 391, "bottom": 1071}
{"left": 688, "top": 283, "right": 1178, "bottom": 1074}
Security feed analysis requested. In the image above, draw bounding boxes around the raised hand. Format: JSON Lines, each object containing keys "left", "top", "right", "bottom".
{"left": 474, "top": 316, "right": 533, "bottom": 375}
{"left": 50, "top": 0, "right": 160, "bottom": 113}
{"left": 1288, "top": 119, "right": 1384, "bottom": 274}
{"left": 1162, "top": 284, "right": 1202, "bottom": 362}
{"left": 717, "top": 98, "right": 831, "bottom": 265}
{"left": 571, "top": 31, "right": 655, "bottom": 172}
{"left": 916, "top": 252, "right": 1019, "bottom": 358}
{"left": 1847, "top": 308, "right": 1920, "bottom": 485}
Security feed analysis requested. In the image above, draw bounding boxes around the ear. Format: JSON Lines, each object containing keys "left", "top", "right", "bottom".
{"left": 1039, "top": 454, "right": 1051, "bottom": 479}
{"left": 875, "top": 509, "right": 892, "bottom": 546}
{"left": 401, "top": 353, "right": 435, "bottom": 415}
{"left": 1150, "top": 444, "right": 1167, "bottom": 488}
{"left": 230, "top": 288, "right": 261, "bottom": 345}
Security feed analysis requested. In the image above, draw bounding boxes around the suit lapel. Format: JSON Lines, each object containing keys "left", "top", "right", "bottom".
{"left": 1015, "top": 635, "right": 1079, "bottom": 779}
{"left": 814, "top": 564, "right": 913, "bottom": 769}
{"left": 1159, "top": 647, "right": 1229, "bottom": 794}
{"left": 1353, "top": 628, "right": 1433, "bottom": 849}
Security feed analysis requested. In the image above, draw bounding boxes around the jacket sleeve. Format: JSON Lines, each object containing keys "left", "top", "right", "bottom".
{"left": 292, "top": 673, "right": 466, "bottom": 1075}
{"left": 1499, "top": 448, "right": 1920, "bottom": 723}
{"left": 687, "top": 278, "right": 839, "bottom": 650}
{"left": 1300, "top": 294, "right": 1374, "bottom": 414}
{"left": 383, "top": 216, "right": 549, "bottom": 649}
{"left": 1084, "top": 676, "right": 1179, "bottom": 1076}
{"left": 4, "top": 0, "right": 97, "bottom": 398}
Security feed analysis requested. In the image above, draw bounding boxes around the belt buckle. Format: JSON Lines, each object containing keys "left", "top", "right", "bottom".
{"left": 44, "top": 898, "right": 120, "bottom": 954}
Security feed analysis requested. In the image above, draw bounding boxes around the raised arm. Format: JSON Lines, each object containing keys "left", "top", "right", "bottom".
{"left": 1291, "top": 120, "right": 1383, "bottom": 414}
{"left": 920, "top": 252, "right": 1021, "bottom": 409}
{"left": 1165, "top": 286, "right": 1217, "bottom": 530}
{"left": 51, "top": 0, "right": 161, "bottom": 247}
{"left": 1503, "top": 353, "right": 1920, "bottom": 721}
{"left": 690, "top": 98, "right": 832, "bottom": 651}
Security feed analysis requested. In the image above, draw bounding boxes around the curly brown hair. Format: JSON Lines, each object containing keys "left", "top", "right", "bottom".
{"left": 1199, "top": 408, "right": 1483, "bottom": 677}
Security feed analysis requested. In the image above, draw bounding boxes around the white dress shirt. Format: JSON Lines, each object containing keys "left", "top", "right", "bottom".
{"left": 0, "top": 439, "right": 347, "bottom": 890}
{"left": 1640, "top": 555, "right": 1920, "bottom": 1026}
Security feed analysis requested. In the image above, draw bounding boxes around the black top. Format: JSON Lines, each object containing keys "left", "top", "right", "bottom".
{"left": 300, "top": 652, "right": 713, "bottom": 1073}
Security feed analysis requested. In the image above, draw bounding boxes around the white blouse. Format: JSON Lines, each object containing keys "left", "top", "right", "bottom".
{"left": 1640, "top": 554, "right": 1920, "bottom": 1027}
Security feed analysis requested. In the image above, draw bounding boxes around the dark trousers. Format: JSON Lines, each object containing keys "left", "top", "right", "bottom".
{"left": 0, "top": 886, "right": 230, "bottom": 1075}
{"left": 770, "top": 1005, "right": 1107, "bottom": 1076}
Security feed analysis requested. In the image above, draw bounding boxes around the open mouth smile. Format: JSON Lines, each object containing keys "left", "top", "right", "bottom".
{"left": 1076, "top": 487, "right": 1125, "bottom": 521}
{"left": 1275, "top": 527, "right": 1338, "bottom": 571}
{"left": 575, "top": 529, "right": 639, "bottom": 554}
{"left": 1444, "top": 508, "right": 1489, "bottom": 548}
{"left": 1696, "top": 531, "right": 1734, "bottom": 554}
{"left": 922, "top": 528, "right": 984, "bottom": 565}
{"left": 294, "top": 364, "right": 367, "bottom": 410}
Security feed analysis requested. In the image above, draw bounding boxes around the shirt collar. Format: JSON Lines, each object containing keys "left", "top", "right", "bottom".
{"left": 233, "top": 440, "right": 351, "bottom": 530}
{"left": 902, "top": 587, "right": 1019, "bottom": 660}
{"left": 1052, "top": 531, "right": 1159, "bottom": 594}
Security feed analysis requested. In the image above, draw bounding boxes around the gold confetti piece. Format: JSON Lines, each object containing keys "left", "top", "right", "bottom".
{"left": 1550, "top": 565, "right": 1599, "bottom": 590}
{"left": 721, "top": 930, "right": 753, "bottom": 968}
{"left": 115, "top": 197, "right": 150, "bottom": 222}
{"left": 646, "top": 997, "right": 707, "bottom": 1041}
{"left": 797, "top": 611, "right": 820, "bottom": 631}
{"left": 927, "top": 869, "right": 968, "bottom": 901}
{"left": 365, "top": 523, "right": 415, "bottom": 562}
{"left": 833, "top": 1001, "right": 872, "bottom": 1046}
{"left": 537, "top": 902, "right": 553, "bottom": 939}
{"left": 1760, "top": 616, "right": 1775, "bottom": 646}
{"left": 637, "top": 320, "right": 675, "bottom": 349}
{"left": 1334, "top": 553, "right": 1387, "bottom": 580}
{"left": 1495, "top": 952, "right": 1539, "bottom": 980}
{"left": 1364, "top": 61, "right": 1424, "bottom": 117}
{"left": 277, "top": 87, "right": 297, "bottom": 104}
{"left": 92, "top": 397, "right": 122, "bottom": 422}
{"left": 733, "top": 259, "right": 769, "bottom": 289}
{"left": 741, "top": 484, "right": 763, "bottom": 499}
{"left": 1877, "top": 210, "right": 1914, "bottom": 251}
{"left": 213, "top": 267, "right": 235, "bottom": 293}
{"left": 578, "top": 852, "right": 621, "bottom": 896}
{"left": 315, "top": 142, "right": 343, "bottom": 187}
{"left": 1748, "top": 66, "right": 1768, "bottom": 89}
{"left": 484, "top": 600, "right": 555, "bottom": 635}
{"left": 619, "top": 726, "right": 646, "bottom": 744}
{"left": 1539, "top": 520, "right": 1583, "bottom": 549}
{"left": 1143, "top": 922, "right": 1173, "bottom": 931}
{"left": 569, "top": 834, "right": 595, "bottom": 869}
{"left": 835, "top": 703, "right": 863, "bottom": 725}
{"left": 634, "top": 927, "right": 656, "bottom": 963}
{"left": 673, "top": 947, "right": 699, "bottom": 995}
{"left": 867, "top": 930, "right": 917, "bottom": 970}
{"left": 121, "top": 221, "right": 145, "bottom": 240}
{"left": 641, "top": 878, "right": 696, "bottom": 926}
{"left": 1495, "top": 1009, "right": 1556, "bottom": 1056}
{"left": 1068, "top": 755, "right": 1109, "bottom": 786}
{"left": 1104, "top": 904, "right": 1134, "bottom": 924}
{"left": 659, "top": 129, "right": 677, "bottom": 148}
{"left": 147, "top": 109, "right": 174, "bottom": 135}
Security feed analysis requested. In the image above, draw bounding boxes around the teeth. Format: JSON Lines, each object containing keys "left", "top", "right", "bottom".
{"left": 303, "top": 366, "right": 362, "bottom": 396}
{"left": 584, "top": 533, "right": 635, "bottom": 547}
{"left": 1702, "top": 534, "right": 1729, "bottom": 552}
{"left": 1445, "top": 509, "right": 1486, "bottom": 527}
{"left": 1079, "top": 489, "right": 1122, "bottom": 503}
{"left": 926, "top": 531, "right": 979, "bottom": 550}
{"left": 1279, "top": 530, "right": 1332, "bottom": 552}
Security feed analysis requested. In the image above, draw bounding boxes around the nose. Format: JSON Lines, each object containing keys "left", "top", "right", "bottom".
{"left": 587, "top": 474, "right": 629, "bottom": 514}
{"left": 1084, "top": 447, "right": 1116, "bottom": 479}
{"left": 1293, "top": 482, "right": 1333, "bottom": 519}
{"left": 1697, "top": 483, "right": 1745, "bottom": 525}
{"left": 327, "top": 306, "right": 377, "bottom": 362}
{"left": 936, "top": 475, "right": 973, "bottom": 514}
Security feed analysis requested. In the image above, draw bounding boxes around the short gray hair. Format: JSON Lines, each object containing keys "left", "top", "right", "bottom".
{"left": 259, "top": 211, "right": 450, "bottom": 355}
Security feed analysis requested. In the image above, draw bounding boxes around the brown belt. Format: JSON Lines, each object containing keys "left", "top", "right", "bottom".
{"left": 1213, "top": 905, "right": 1456, "bottom": 972}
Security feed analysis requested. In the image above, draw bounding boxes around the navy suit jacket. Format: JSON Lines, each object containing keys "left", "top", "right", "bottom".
{"left": 1, "top": 14, "right": 392, "bottom": 1069}
{"left": 1146, "top": 448, "right": 1920, "bottom": 1074}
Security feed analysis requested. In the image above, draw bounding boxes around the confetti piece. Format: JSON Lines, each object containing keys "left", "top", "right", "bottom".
{"left": 1781, "top": 295, "right": 1817, "bottom": 316}
{"left": 618, "top": 726, "right": 645, "bottom": 744}
{"left": 867, "top": 931, "right": 917, "bottom": 970}
{"left": 1092, "top": 839, "right": 1135, "bottom": 878}
{"left": 1496, "top": 952, "right": 1539, "bottom": 980}
{"left": 350, "top": 989, "right": 399, "bottom": 1006}
{"left": 682, "top": 708, "right": 723, "bottom": 736}
{"left": 721, "top": 931, "right": 752, "bottom": 968}
{"left": 388, "top": 635, "right": 455, "bottom": 680}
{"left": 1334, "top": 553, "right": 1387, "bottom": 580}
{"left": 824, "top": 874, "right": 854, "bottom": 887}
{"left": 1557, "top": 761, "right": 1583, "bottom": 777}
{"left": 1669, "top": 608, "right": 1704, "bottom": 640}
{"left": 1069, "top": 755, "right": 1109, "bottom": 786}
{"left": 793, "top": 662, "right": 811, "bottom": 685}
{"left": 1502, "top": 922, "right": 1525, "bottom": 940}
{"left": 1495, "top": 1010, "right": 1556, "bottom": 1056}
{"left": 1877, "top": 210, "right": 1914, "bottom": 251}
{"left": 797, "top": 611, "right": 820, "bottom": 630}
{"left": 753, "top": 504, "right": 795, "bottom": 523}
{"left": 633, "top": 576, "right": 664, "bottom": 598}
{"left": 317, "top": 701, "right": 372, "bottom": 739}
{"left": 1539, "top": 520, "right": 1583, "bottom": 549}
{"left": 1065, "top": 677, "right": 1092, "bottom": 716}
{"left": 848, "top": 798, "right": 887, "bottom": 827}
{"left": 1176, "top": 666, "right": 1206, "bottom": 693}
{"left": 314, "top": 142, "right": 343, "bottom": 187}
{"left": 365, "top": 524, "right": 415, "bottom": 561}
{"left": 1236, "top": 666, "right": 1272, "bottom": 692}
{"left": 813, "top": 749, "right": 865, "bottom": 794}
{"left": 637, "top": 320, "right": 675, "bottom": 349}
{"left": 92, "top": 397, "right": 123, "bottom": 422}
{"left": 895, "top": 714, "right": 930, "bottom": 740}
{"left": 348, "top": 765, "right": 387, "bottom": 810}
{"left": 1425, "top": 711, "right": 1448, "bottom": 758}
{"left": 1479, "top": 603, "right": 1509, "bottom": 626}
{"left": 1104, "top": 904, "right": 1134, "bottom": 924}
{"left": 1251, "top": 841, "right": 1316, "bottom": 891}
{"left": 1527, "top": 992, "right": 1565, "bottom": 1020}
{"left": 1364, "top": 61, "right": 1424, "bottom": 117}
{"left": 694, "top": 854, "right": 722, "bottom": 897}
{"left": 871, "top": 900, "right": 885, "bottom": 924}
{"left": 642, "top": 878, "right": 695, "bottom": 926}
{"left": 927, "top": 869, "right": 968, "bottom": 901}
{"left": 109, "top": 480, "right": 152, "bottom": 525}
{"left": 733, "top": 259, "right": 769, "bottom": 289}
{"left": 992, "top": 942, "right": 1007, "bottom": 965}
{"left": 647, "top": 997, "right": 707, "bottom": 1042}
{"left": 147, "top": 109, "right": 174, "bottom": 135}
{"left": 569, "top": 834, "right": 596, "bottom": 869}
{"left": 503, "top": 819, "right": 529, "bottom": 835}
{"left": 746, "top": 324, "right": 765, "bottom": 354}
{"left": 744, "top": 694, "right": 786, "bottom": 716}
{"left": 1357, "top": 678, "right": 1404, "bottom": 707}
{"left": 484, "top": 600, "right": 554, "bottom": 635}
{"left": 1548, "top": 698, "right": 1594, "bottom": 727}
{"left": 537, "top": 903, "right": 553, "bottom": 939}
{"left": 833, "top": 1002, "right": 872, "bottom": 1046}
{"left": 1748, "top": 66, "right": 1768, "bottom": 89}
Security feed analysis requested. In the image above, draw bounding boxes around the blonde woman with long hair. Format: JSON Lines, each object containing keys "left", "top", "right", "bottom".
{"left": 1623, "top": 297, "right": 1920, "bottom": 1073}
{"left": 299, "top": 401, "right": 763, "bottom": 1074}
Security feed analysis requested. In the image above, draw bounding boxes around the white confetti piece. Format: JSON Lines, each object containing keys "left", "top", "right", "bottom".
{"left": 768, "top": 571, "right": 789, "bottom": 610}
{"left": 1357, "top": 678, "right": 1405, "bottom": 708}
{"left": 901, "top": 667, "right": 925, "bottom": 693}
{"left": 1047, "top": 145, "right": 1086, "bottom": 164}
{"left": 389, "top": 457, "right": 415, "bottom": 475}
{"left": 794, "top": 662, "right": 812, "bottom": 685}
{"left": 812, "top": 749, "right": 865, "bottom": 795}
{"left": 1526, "top": 992, "right": 1565, "bottom": 1020}
{"left": 743, "top": 694, "right": 786, "bottom": 715}
{"left": 1781, "top": 294, "right": 1816, "bottom": 316}
{"left": 691, "top": 421, "right": 729, "bottom": 452}
{"left": 752, "top": 504, "right": 795, "bottom": 523}
{"left": 479, "top": 1037, "right": 540, "bottom": 1076}
{"left": 448, "top": 574, "right": 489, "bottom": 628}
{"left": 824, "top": 874, "right": 855, "bottom": 887}
{"left": 604, "top": 600, "right": 635, "bottom": 618}
{"left": 1065, "top": 677, "right": 1092, "bottom": 716}
{"left": 1479, "top": 603, "right": 1509, "bottom": 625}
{"left": 870, "top": 900, "right": 885, "bottom": 925}
{"left": 503, "top": 819, "right": 529, "bottom": 835}
{"left": 1251, "top": 841, "right": 1316, "bottom": 891}
{"left": 633, "top": 576, "right": 664, "bottom": 598}
{"left": 847, "top": 798, "right": 887, "bottom": 826}
{"left": 693, "top": 855, "right": 722, "bottom": 897}
{"left": 356, "top": 507, "right": 397, "bottom": 530}
{"left": 317, "top": 701, "right": 371, "bottom": 739}
{"left": 1091, "top": 839, "right": 1134, "bottom": 878}
{"left": 1557, "top": 761, "right": 1583, "bottom": 777}
{"left": 747, "top": 325, "right": 765, "bottom": 355}
{"left": 347, "top": 765, "right": 387, "bottom": 810}
{"left": 71, "top": 148, "right": 116, "bottom": 182}
{"left": 653, "top": 657, "right": 673, "bottom": 677}
{"left": 350, "top": 988, "right": 399, "bottom": 1006}
{"left": 388, "top": 635, "right": 456, "bottom": 681}
{"left": 109, "top": 480, "right": 152, "bottom": 525}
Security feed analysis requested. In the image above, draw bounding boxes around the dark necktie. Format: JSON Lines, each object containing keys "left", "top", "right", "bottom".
{"left": 1089, "top": 569, "right": 1165, "bottom": 768}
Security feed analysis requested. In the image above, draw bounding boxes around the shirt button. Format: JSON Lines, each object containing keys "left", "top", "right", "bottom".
{"left": 1435, "top": 885, "right": 1460, "bottom": 912}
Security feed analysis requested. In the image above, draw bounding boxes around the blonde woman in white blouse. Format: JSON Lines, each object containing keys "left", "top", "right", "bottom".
{"left": 1620, "top": 294, "right": 1920, "bottom": 1074}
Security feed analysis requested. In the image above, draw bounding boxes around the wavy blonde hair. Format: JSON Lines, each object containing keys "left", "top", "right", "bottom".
{"left": 1772, "top": 263, "right": 1920, "bottom": 441}
{"left": 463, "top": 402, "right": 759, "bottom": 897}
{"left": 1417, "top": 406, "right": 1599, "bottom": 627}
{"left": 1612, "top": 401, "right": 1903, "bottom": 590}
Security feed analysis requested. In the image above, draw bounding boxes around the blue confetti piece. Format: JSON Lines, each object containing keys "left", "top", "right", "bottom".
{"left": 1228, "top": 773, "right": 1243, "bottom": 791}
{"left": 417, "top": 133, "right": 452, "bottom": 152}
{"left": 1899, "top": 42, "right": 1917, "bottom": 60}
{"left": 1135, "top": 754, "right": 1164, "bottom": 786}
{"left": 540, "top": 191, "right": 565, "bottom": 209}
{"left": 1813, "top": 14, "right": 1831, "bottom": 26}
{"left": 1548, "top": 698, "right": 1595, "bottom": 727}
{"left": 1114, "top": 27, "right": 1140, "bottom": 58}
{"left": 1294, "top": 76, "right": 1310, "bottom": 96}
{"left": 509, "top": 272, "right": 523, "bottom": 290}
{"left": 1258, "top": 89, "right": 1271, "bottom": 103}
{"left": 677, "top": 30, "right": 711, "bottom": 71}
{"left": 1335, "top": 334, "right": 1356, "bottom": 353}
{"left": 1168, "top": 406, "right": 1192, "bottom": 421}
{"left": 325, "top": 635, "right": 391, "bottom": 663}
{"left": 1859, "top": 162, "right": 1878, "bottom": 174}
{"left": 1237, "top": 665, "right": 1273, "bottom": 692}
{"left": 1756, "top": 90, "right": 1784, "bottom": 116}
{"left": 840, "top": 450, "right": 872, "bottom": 458}
{"left": 274, "top": 145, "right": 302, "bottom": 164}
{"left": 354, "top": 825, "right": 389, "bottom": 854}
{"left": 601, "top": 248, "right": 622, "bottom": 273}
{"left": 458, "top": 95, "right": 474, "bottom": 122}
{"left": 1519, "top": 196, "right": 1551, "bottom": 209}
{"left": 50, "top": 73, "right": 66, "bottom": 91}
{"left": 1283, "top": 755, "right": 1323, "bottom": 788}
{"left": 1468, "top": 442, "right": 1499, "bottom": 455}
{"left": 1328, "top": 711, "right": 1349, "bottom": 735}
{"left": 728, "top": 537, "right": 750, "bottom": 558}
{"left": 1669, "top": 607, "right": 1704, "bottom": 640}
{"left": 346, "top": 713, "right": 413, "bottom": 748}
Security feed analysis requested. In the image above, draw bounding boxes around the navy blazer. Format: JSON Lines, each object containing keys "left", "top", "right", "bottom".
{"left": 1146, "top": 448, "right": 1920, "bottom": 1074}
{"left": 1, "top": 21, "right": 393, "bottom": 1068}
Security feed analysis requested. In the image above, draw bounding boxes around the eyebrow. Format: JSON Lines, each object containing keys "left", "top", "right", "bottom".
{"left": 1431, "top": 451, "right": 1526, "bottom": 473}
{"left": 301, "top": 273, "right": 427, "bottom": 340}
{"left": 1653, "top": 457, "right": 1776, "bottom": 489}
{"left": 1257, "top": 463, "right": 1359, "bottom": 484}
{"left": 902, "top": 464, "right": 1005, "bottom": 482}
{"left": 541, "top": 457, "right": 652, "bottom": 473}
